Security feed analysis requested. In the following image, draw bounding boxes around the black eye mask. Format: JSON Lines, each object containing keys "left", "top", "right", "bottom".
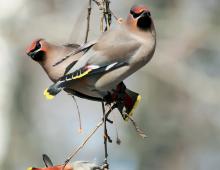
{"left": 30, "top": 40, "right": 41, "bottom": 53}
{"left": 32, "top": 51, "right": 45, "bottom": 62}
{"left": 130, "top": 10, "right": 144, "bottom": 18}
{"left": 137, "top": 12, "right": 152, "bottom": 30}
{"left": 130, "top": 9, "right": 151, "bottom": 19}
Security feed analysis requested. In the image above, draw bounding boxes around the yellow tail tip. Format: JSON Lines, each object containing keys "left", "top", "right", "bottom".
{"left": 125, "top": 95, "right": 142, "bottom": 121}
{"left": 27, "top": 167, "right": 33, "bottom": 170}
{"left": 44, "top": 88, "right": 55, "bottom": 100}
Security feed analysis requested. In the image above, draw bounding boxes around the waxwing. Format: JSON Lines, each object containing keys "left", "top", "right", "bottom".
{"left": 27, "top": 154, "right": 101, "bottom": 170}
{"left": 41, "top": 4, "right": 156, "bottom": 118}
{"left": 26, "top": 39, "right": 141, "bottom": 120}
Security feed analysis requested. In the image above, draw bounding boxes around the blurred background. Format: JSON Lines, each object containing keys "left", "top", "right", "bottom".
{"left": 0, "top": 0, "right": 220, "bottom": 170}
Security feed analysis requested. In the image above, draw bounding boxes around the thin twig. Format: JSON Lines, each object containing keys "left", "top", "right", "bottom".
{"left": 105, "top": 0, "right": 111, "bottom": 30}
{"left": 72, "top": 96, "right": 83, "bottom": 133}
{"left": 99, "top": 0, "right": 111, "bottom": 32}
{"left": 109, "top": 9, "right": 119, "bottom": 21}
{"left": 102, "top": 0, "right": 108, "bottom": 31}
{"left": 127, "top": 115, "right": 148, "bottom": 139}
{"left": 102, "top": 102, "right": 109, "bottom": 170}
{"left": 85, "top": 0, "right": 92, "bottom": 43}
{"left": 62, "top": 106, "right": 114, "bottom": 170}
{"left": 112, "top": 111, "right": 121, "bottom": 145}
{"left": 62, "top": 120, "right": 104, "bottom": 170}
{"left": 92, "top": 0, "right": 118, "bottom": 22}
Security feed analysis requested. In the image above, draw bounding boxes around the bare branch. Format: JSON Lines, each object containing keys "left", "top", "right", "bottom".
{"left": 63, "top": 120, "right": 104, "bottom": 170}
{"left": 102, "top": 102, "right": 109, "bottom": 169}
{"left": 84, "top": 0, "right": 92, "bottom": 43}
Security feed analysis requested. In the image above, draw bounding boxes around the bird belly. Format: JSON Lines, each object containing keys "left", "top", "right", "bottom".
{"left": 64, "top": 58, "right": 149, "bottom": 98}
{"left": 66, "top": 77, "right": 107, "bottom": 98}
{"left": 94, "top": 44, "right": 155, "bottom": 91}
{"left": 94, "top": 65, "right": 137, "bottom": 91}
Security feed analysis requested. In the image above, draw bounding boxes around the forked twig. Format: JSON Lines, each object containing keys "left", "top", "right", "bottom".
{"left": 127, "top": 115, "right": 148, "bottom": 139}
{"left": 62, "top": 105, "right": 114, "bottom": 170}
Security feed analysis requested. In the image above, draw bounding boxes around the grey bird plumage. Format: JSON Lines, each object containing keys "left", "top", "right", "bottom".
{"left": 26, "top": 4, "right": 156, "bottom": 119}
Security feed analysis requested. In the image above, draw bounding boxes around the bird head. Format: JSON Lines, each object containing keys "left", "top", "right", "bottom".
{"left": 26, "top": 39, "right": 47, "bottom": 62}
{"left": 127, "top": 5, "right": 152, "bottom": 31}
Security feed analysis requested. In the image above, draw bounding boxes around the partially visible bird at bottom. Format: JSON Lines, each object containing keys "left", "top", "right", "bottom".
{"left": 27, "top": 154, "right": 101, "bottom": 170}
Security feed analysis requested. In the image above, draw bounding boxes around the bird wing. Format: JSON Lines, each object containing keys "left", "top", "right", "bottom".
{"left": 44, "top": 29, "right": 142, "bottom": 100}
{"left": 53, "top": 40, "right": 97, "bottom": 67}
{"left": 60, "top": 62, "right": 128, "bottom": 83}
{"left": 42, "top": 154, "right": 53, "bottom": 167}
{"left": 66, "top": 29, "right": 141, "bottom": 74}
{"left": 63, "top": 43, "right": 80, "bottom": 48}
{"left": 44, "top": 62, "right": 128, "bottom": 100}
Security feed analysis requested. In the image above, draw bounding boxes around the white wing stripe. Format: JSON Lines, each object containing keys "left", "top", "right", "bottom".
{"left": 105, "top": 62, "right": 118, "bottom": 71}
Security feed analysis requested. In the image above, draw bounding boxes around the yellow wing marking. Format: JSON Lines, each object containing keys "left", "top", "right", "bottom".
{"left": 72, "top": 69, "right": 92, "bottom": 80}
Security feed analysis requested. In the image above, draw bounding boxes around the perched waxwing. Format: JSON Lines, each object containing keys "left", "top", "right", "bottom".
{"left": 27, "top": 154, "right": 101, "bottom": 170}
{"left": 41, "top": 4, "right": 156, "bottom": 117}
{"left": 26, "top": 39, "right": 141, "bottom": 120}
{"left": 26, "top": 39, "right": 82, "bottom": 82}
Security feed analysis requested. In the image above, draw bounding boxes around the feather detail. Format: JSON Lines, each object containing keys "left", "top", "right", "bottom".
{"left": 125, "top": 94, "right": 141, "bottom": 121}
{"left": 44, "top": 88, "right": 55, "bottom": 100}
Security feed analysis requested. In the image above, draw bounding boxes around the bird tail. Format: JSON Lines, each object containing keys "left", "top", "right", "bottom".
{"left": 106, "top": 82, "right": 141, "bottom": 121}
{"left": 44, "top": 83, "right": 62, "bottom": 100}
{"left": 123, "top": 88, "right": 141, "bottom": 121}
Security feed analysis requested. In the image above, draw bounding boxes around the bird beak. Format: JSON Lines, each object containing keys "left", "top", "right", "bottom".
{"left": 27, "top": 51, "right": 35, "bottom": 58}
{"left": 27, "top": 49, "right": 40, "bottom": 59}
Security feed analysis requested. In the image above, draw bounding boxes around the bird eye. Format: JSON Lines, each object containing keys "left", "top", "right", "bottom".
{"left": 35, "top": 41, "right": 41, "bottom": 50}
{"left": 147, "top": 12, "right": 151, "bottom": 17}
